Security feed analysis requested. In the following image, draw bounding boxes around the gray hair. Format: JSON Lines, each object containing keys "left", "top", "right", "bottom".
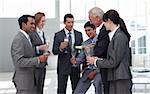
{"left": 88, "top": 7, "right": 104, "bottom": 19}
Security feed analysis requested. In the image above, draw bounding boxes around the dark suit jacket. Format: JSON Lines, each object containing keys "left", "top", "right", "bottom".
{"left": 94, "top": 25, "right": 109, "bottom": 58}
{"left": 96, "top": 28, "right": 132, "bottom": 81}
{"left": 93, "top": 25, "right": 109, "bottom": 84}
{"left": 11, "top": 32, "right": 39, "bottom": 90}
{"left": 29, "top": 31, "right": 46, "bottom": 56}
{"left": 29, "top": 31, "right": 48, "bottom": 88}
{"left": 52, "top": 29, "right": 83, "bottom": 75}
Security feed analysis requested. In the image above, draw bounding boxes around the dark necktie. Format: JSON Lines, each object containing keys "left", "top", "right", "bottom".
{"left": 68, "top": 32, "right": 72, "bottom": 48}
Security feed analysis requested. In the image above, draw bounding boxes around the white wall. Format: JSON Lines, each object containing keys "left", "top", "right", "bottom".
{"left": 0, "top": 18, "right": 59, "bottom": 72}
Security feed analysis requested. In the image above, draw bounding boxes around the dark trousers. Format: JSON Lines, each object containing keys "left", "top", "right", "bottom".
{"left": 15, "top": 86, "right": 37, "bottom": 94}
{"left": 57, "top": 67, "right": 80, "bottom": 94}
{"left": 35, "top": 68, "right": 46, "bottom": 94}
{"left": 109, "top": 79, "right": 132, "bottom": 94}
{"left": 16, "top": 89, "right": 37, "bottom": 94}
{"left": 100, "top": 68, "right": 109, "bottom": 94}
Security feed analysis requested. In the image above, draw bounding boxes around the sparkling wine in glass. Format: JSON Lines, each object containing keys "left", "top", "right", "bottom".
{"left": 64, "top": 37, "right": 69, "bottom": 53}
{"left": 44, "top": 37, "right": 50, "bottom": 56}
{"left": 71, "top": 48, "right": 77, "bottom": 67}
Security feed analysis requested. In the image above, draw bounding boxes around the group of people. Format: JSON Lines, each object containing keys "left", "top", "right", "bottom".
{"left": 11, "top": 6, "right": 132, "bottom": 94}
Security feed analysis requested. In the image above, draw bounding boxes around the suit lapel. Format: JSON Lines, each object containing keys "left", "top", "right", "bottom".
{"left": 43, "top": 32, "right": 46, "bottom": 44}
{"left": 19, "top": 32, "right": 34, "bottom": 51}
{"left": 62, "top": 29, "right": 67, "bottom": 40}
{"left": 35, "top": 32, "right": 44, "bottom": 44}
{"left": 74, "top": 30, "right": 78, "bottom": 46}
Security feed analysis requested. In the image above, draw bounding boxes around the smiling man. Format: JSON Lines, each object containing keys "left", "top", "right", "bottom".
{"left": 72, "top": 21, "right": 103, "bottom": 94}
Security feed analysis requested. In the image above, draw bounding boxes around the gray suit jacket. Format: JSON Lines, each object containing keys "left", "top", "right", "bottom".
{"left": 96, "top": 28, "right": 132, "bottom": 81}
{"left": 77, "top": 38, "right": 100, "bottom": 81}
{"left": 11, "top": 32, "right": 39, "bottom": 90}
{"left": 29, "top": 31, "right": 47, "bottom": 67}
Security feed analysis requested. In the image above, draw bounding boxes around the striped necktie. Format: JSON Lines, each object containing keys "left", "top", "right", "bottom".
{"left": 68, "top": 32, "right": 72, "bottom": 48}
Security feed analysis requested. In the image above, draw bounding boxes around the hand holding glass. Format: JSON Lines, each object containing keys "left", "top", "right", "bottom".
{"left": 43, "top": 39, "right": 50, "bottom": 56}
{"left": 71, "top": 49, "right": 77, "bottom": 67}
{"left": 64, "top": 37, "right": 69, "bottom": 53}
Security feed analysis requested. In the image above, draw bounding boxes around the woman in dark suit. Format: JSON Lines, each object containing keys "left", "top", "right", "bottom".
{"left": 87, "top": 9, "right": 132, "bottom": 94}
{"left": 29, "top": 12, "right": 49, "bottom": 94}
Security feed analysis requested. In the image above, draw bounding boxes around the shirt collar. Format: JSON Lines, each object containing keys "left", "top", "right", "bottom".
{"left": 64, "top": 28, "right": 74, "bottom": 35}
{"left": 108, "top": 25, "right": 120, "bottom": 41}
{"left": 96, "top": 22, "right": 104, "bottom": 34}
{"left": 99, "top": 22, "right": 104, "bottom": 29}
{"left": 90, "top": 35, "right": 98, "bottom": 43}
{"left": 36, "top": 27, "right": 43, "bottom": 33}
{"left": 19, "top": 29, "right": 30, "bottom": 39}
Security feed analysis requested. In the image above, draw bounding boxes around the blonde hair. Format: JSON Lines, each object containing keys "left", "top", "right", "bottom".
{"left": 34, "top": 12, "right": 45, "bottom": 26}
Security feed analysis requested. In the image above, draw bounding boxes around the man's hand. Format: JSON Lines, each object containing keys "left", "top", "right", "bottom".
{"left": 38, "top": 55, "right": 48, "bottom": 63}
{"left": 59, "top": 42, "right": 68, "bottom": 49}
{"left": 86, "top": 56, "right": 95, "bottom": 65}
{"left": 87, "top": 70, "right": 97, "bottom": 80}
{"left": 70, "top": 56, "right": 77, "bottom": 65}
{"left": 43, "top": 50, "right": 51, "bottom": 56}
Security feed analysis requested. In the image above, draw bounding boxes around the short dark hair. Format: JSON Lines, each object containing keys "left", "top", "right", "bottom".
{"left": 84, "top": 21, "right": 96, "bottom": 30}
{"left": 18, "top": 15, "right": 34, "bottom": 29}
{"left": 64, "top": 13, "right": 74, "bottom": 22}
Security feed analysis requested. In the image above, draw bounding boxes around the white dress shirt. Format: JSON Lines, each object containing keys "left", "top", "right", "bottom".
{"left": 96, "top": 22, "right": 104, "bottom": 35}
{"left": 36, "top": 27, "right": 44, "bottom": 43}
{"left": 64, "top": 28, "right": 75, "bottom": 49}
{"left": 108, "top": 25, "right": 119, "bottom": 41}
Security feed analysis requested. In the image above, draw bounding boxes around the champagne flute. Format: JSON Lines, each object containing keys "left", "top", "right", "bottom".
{"left": 84, "top": 44, "right": 95, "bottom": 68}
{"left": 71, "top": 48, "right": 77, "bottom": 67}
{"left": 84, "top": 46, "right": 92, "bottom": 56}
{"left": 44, "top": 36, "right": 50, "bottom": 56}
{"left": 64, "top": 36, "right": 69, "bottom": 53}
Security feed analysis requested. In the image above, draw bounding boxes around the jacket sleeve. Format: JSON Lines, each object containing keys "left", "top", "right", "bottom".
{"left": 96, "top": 32, "right": 128, "bottom": 68}
{"left": 94, "top": 30, "right": 109, "bottom": 58}
{"left": 52, "top": 33, "right": 63, "bottom": 55}
{"left": 11, "top": 38, "right": 39, "bottom": 68}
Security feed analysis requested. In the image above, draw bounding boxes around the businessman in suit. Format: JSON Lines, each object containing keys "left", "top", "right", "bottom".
{"left": 88, "top": 7, "right": 110, "bottom": 94}
{"left": 29, "top": 12, "right": 49, "bottom": 94}
{"left": 72, "top": 21, "right": 103, "bottom": 94}
{"left": 52, "top": 13, "right": 83, "bottom": 94}
{"left": 11, "top": 15, "right": 48, "bottom": 94}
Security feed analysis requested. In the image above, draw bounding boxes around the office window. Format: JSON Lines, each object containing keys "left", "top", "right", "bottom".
{"left": 59, "top": 0, "right": 70, "bottom": 21}
{"left": 131, "top": 40, "right": 136, "bottom": 54}
{"left": 0, "top": 0, "right": 3, "bottom": 17}
{"left": 138, "top": 36, "right": 146, "bottom": 54}
{"left": 0, "top": 0, "right": 55, "bottom": 18}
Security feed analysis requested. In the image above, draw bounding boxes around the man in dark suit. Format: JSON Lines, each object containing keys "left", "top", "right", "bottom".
{"left": 88, "top": 7, "right": 110, "bottom": 94}
{"left": 29, "top": 12, "right": 49, "bottom": 94}
{"left": 11, "top": 15, "right": 48, "bottom": 94}
{"left": 52, "top": 13, "right": 83, "bottom": 94}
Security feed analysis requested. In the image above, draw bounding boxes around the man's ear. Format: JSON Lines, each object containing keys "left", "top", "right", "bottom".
{"left": 22, "top": 22, "right": 26, "bottom": 26}
{"left": 108, "top": 19, "right": 112, "bottom": 22}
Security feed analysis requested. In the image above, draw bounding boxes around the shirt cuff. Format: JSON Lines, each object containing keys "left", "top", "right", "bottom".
{"left": 94, "top": 57, "right": 103, "bottom": 67}
{"left": 37, "top": 57, "right": 40, "bottom": 64}
{"left": 59, "top": 47, "right": 63, "bottom": 52}
{"left": 94, "top": 57, "right": 98, "bottom": 67}
{"left": 36, "top": 46, "right": 40, "bottom": 54}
